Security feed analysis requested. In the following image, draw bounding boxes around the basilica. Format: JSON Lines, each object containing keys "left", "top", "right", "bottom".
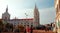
{"left": 2, "top": 5, "right": 40, "bottom": 27}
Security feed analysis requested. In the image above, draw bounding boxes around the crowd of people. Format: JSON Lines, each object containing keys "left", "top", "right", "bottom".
{"left": 0, "top": 20, "right": 54, "bottom": 33}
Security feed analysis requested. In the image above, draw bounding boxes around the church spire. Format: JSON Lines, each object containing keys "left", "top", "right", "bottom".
{"left": 6, "top": 5, "right": 8, "bottom": 12}
{"left": 2, "top": 5, "right": 10, "bottom": 20}
{"left": 34, "top": 3, "right": 38, "bottom": 10}
{"left": 35, "top": 3, "right": 37, "bottom": 9}
{"left": 34, "top": 3, "right": 40, "bottom": 27}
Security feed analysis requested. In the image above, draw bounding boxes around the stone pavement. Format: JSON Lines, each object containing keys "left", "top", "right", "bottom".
{"left": 33, "top": 30, "right": 54, "bottom": 33}
{"left": 0, "top": 30, "right": 54, "bottom": 33}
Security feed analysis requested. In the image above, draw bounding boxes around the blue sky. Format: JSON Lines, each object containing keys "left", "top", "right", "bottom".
{"left": 0, "top": 0, "right": 56, "bottom": 24}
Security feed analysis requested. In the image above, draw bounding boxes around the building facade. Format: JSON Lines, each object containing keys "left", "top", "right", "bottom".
{"left": 55, "top": 0, "right": 60, "bottom": 33}
{"left": 2, "top": 5, "right": 40, "bottom": 27}
{"left": 34, "top": 4, "right": 40, "bottom": 27}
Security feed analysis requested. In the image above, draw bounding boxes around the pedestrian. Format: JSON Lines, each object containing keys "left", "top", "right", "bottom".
{"left": 30, "top": 25, "right": 33, "bottom": 33}
{"left": 26, "top": 25, "right": 30, "bottom": 33}
{"left": 24, "top": 28, "right": 26, "bottom": 33}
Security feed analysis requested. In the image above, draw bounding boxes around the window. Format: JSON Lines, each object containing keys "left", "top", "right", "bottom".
{"left": 24, "top": 25, "right": 26, "bottom": 26}
{"left": 27, "top": 23, "right": 29, "bottom": 24}
{"left": 31, "top": 23, "right": 33, "bottom": 25}
{"left": 21, "top": 23, "right": 23, "bottom": 24}
{"left": 24, "top": 23, "right": 26, "bottom": 24}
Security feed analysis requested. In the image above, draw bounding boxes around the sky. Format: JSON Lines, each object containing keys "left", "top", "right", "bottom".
{"left": 0, "top": 0, "right": 56, "bottom": 24}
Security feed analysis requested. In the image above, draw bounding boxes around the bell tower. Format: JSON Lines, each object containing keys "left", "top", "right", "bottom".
{"left": 2, "top": 5, "right": 10, "bottom": 20}
{"left": 34, "top": 4, "right": 40, "bottom": 27}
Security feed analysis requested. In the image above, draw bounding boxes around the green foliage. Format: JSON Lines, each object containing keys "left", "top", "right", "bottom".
{"left": 58, "top": 22, "right": 60, "bottom": 27}
{"left": 0, "top": 20, "right": 3, "bottom": 25}
{"left": 18, "top": 24, "right": 24, "bottom": 32}
{"left": 6, "top": 23, "right": 13, "bottom": 29}
{"left": 0, "top": 20, "right": 3, "bottom": 32}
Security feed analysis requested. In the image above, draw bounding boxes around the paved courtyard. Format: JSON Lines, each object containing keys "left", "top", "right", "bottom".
{"left": 0, "top": 30, "right": 54, "bottom": 33}
{"left": 33, "top": 30, "right": 54, "bottom": 33}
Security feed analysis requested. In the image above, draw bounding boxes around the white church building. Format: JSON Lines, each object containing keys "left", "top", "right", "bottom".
{"left": 2, "top": 5, "right": 40, "bottom": 27}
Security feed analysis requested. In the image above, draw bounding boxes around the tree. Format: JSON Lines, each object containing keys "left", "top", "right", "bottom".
{"left": 0, "top": 20, "right": 3, "bottom": 32}
{"left": 18, "top": 24, "right": 24, "bottom": 32}
{"left": 5, "top": 23, "right": 13, "bottom": 32}
{"left": 14, "top": 24, "right": 24, "bottom": 32}
{"left": 58, "top": 21, "right": 60, "bottom": 27}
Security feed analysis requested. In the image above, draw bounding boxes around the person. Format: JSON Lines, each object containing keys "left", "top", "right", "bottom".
{"left": 24, "top": 28, "right": 26, "bottom": 33}
{"left": 26, "top": 25, "right": 30, "bottom": 33}
{"left": 30, "top": 25, "right": 33, "bottom": 33}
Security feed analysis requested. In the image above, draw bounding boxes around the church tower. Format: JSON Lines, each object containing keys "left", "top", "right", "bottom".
{"left": 2, "top": 6, "right": 10, "bottom": 20}
{"left": 34, "top": 4, "right": 40, "bottom": 27}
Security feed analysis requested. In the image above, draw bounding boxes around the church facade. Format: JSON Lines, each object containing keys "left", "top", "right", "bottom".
{"left": 2, "top": 5, "right": 40, "bottom": 27}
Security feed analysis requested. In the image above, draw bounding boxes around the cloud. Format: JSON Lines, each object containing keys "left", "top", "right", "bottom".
{"left": 8, "top": 9, "right": 34, "bottom": 19}
{"left": 39, "top": 7, "right": 56, "bottom": 24}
